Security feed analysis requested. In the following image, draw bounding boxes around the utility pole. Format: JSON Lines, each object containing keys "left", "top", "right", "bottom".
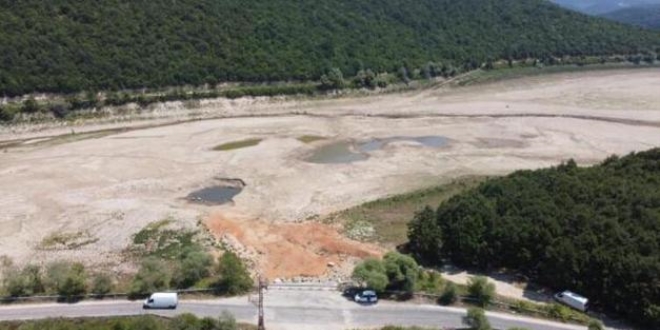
{"left": 257, "top": 275, "right": 266, "bottom": 330}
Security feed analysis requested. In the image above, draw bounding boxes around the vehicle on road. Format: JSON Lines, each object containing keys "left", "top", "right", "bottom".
{"left": 554, "top": 290, "right": 588, "bottom": 312}
{"left": 143, "top": 292, "right": 178, "bottom": 309}
{"left": 354, "top": 290, "right": 378, "bottom": 304}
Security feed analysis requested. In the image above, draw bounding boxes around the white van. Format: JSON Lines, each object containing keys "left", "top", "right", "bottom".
{"left": 554, "top": 290, "right": 588, "bottom": 312}
{"left": 143, "top": 292, "right": 178, "bottom": 309}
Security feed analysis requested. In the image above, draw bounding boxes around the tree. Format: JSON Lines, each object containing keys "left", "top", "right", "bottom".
{"left": 215, "top": 251, "right": 252, "bottom": 295}
{"left": 91, "top": 273, "right": 113, "bottom": 296}
{"left": 351, "top": 258, "right": 389, "bottom": 292}
{"left": 129, "top": 258, "right": 171, "bottom": 297}
{"left": 407, "top": 206, "right": 443, "bottom": 263}
{"left": 464, "top": 307, "right": 492, "bottom": 330}
{"left": 439, "top": 282, "right": 459, "bottom": 305}
{"left": 467, "top": 276, "right": 495, "bottom": 307}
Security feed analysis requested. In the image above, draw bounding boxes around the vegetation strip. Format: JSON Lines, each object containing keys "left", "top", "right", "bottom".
{"left": 212, "top": 139, "right": 263, "bottom": 151}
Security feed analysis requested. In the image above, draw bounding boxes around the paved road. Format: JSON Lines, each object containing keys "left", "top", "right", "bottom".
{"left": 0, "top": 290, "right": 587, "bottom": 330}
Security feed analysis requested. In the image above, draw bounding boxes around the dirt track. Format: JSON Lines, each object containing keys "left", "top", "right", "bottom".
{"left": 1, "top": 69, "right": 659, "bottom": 279}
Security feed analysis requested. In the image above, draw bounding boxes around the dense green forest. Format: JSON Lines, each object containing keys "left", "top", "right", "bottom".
{"left": 407, "top": 149, "right": 660, "bottom": 327}
{"left": 603, "top": 5, "right": 660, "bottom": 30}
{"left": 1, "top": 0, "right": 660, "bottom": 96}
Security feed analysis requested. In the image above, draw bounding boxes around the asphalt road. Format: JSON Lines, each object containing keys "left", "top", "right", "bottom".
{"left": 0, "top": 290, "right": 587, "bottom": 330}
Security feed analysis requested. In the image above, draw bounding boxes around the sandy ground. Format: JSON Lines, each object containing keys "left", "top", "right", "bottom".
{"left": 1, "top": 69, "right": 659, "bottom": 287}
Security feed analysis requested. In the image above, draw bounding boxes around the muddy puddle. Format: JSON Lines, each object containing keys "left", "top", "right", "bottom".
{"left": 306, "top": 136, "right": 448, "bottom": 164}
{"left": 186, "top": 178, "right": 245, "bottom": 205}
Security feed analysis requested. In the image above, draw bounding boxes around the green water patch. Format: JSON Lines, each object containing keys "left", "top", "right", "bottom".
{"left": 212, "top": 138, "right": 262, "bottom": 151}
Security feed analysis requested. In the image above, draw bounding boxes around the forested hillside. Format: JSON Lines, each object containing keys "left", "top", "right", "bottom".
{"left": 604, "top": 5, "right": 660, "bottom": 30}
{"left": 1, "top": 0, "right": 660, "bottom": 96}
{"left": 408, "top": 149, "right": 660, "bottom": 327}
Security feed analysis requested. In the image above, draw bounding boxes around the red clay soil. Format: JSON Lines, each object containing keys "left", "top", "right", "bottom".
{"left": 205, "top": 214, "right": 383, "bottom": 280}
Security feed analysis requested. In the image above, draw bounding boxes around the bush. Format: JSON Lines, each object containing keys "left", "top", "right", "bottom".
{"left": 217, "top": 311, "right": 238, "bottom": 330}
{"left": 0, "top": 105, "right": 16, "bottom": 122}
{"left": 320, "top": 68, "right": 345, "bottom": 90}
{"left": 172, "top": 248, "right": 212, "bottom": 288}
{"left": 464, "top": 307, "right": 492, "bottom": 330}
{"left": 383, "top": 252, "right": 420, "bottom": 293}
{"left": 546, "top": 303, "right": 572, "bottom": 322}
{"left": 439, "top": 282, "right": 459, "bottom": 305}
{"left": 2, "top": 266, "right": 27, "bottom": 297}
{"left": 21, "top": 98, "right": 40, "bottom": 114}
{"left": 416, "top": 270, "right": 443, "bottom": 293}
{"left": 21, "top": 265, "right": 44, "bottom": 295}
{"left": 352, "top": 258, "right": 389, "bottom": 292}
{"left": 215, "top": 251, "right": 253, "bottom": 295}
{"left": 129, "top": 258, "right": 171, "bottom": 297}
{"left": 46, "top": 261, "right": 87, "bottom": 298}
{"left": 91, "top": 273, "right": 114, "bottom": 296}
{"left": 467, "top": 276, "right": 495, "bottom": 307}
{"left": 587, "top": 319, "right": 604, "bottom": 330}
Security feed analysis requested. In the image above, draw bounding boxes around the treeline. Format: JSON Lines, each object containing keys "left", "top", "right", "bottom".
{"left": 407, "top": 149, "right": 660, "bottom": 327}
{"left": 1, "top": 0, "right": 659, "bottom": 96}
{"left": 0, "top": 313, "right": 251, "bottom": 330}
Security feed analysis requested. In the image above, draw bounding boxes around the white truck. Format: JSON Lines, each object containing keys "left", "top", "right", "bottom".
{"left": 143, "top": 292, "right": 178, "bottom": 309}
{"left": 554, "top": 290, "right": 588, "bottom": 312}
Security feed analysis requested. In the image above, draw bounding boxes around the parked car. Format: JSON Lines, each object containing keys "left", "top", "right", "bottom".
{"left": 354, "top": 290, "right": 378, "bottom": 304}
{"left": 554, "top": 290, "right": 588, "bottom": 312}
{"left": 143, "top": 292, "right": 178, "bottom": 309}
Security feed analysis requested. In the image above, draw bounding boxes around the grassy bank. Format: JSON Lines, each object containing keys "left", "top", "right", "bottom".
{"left": 331, "top": 176, "right": 486, "bottom": 246}
{"left": 455, "top": 61, "right": 660, "bottom": 86}
{"left": 0, "top": 315, "right": 257, "bottom": 330}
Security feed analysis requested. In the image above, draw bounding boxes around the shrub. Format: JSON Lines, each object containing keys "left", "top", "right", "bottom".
{"left": 351, "top": 258, "right": 389, "bottom": 293}
{"left": 129, "top": 258, "right": 171, "bottom": 297}
{"left": 464, "top": 307, "right": 492, "bottom": 330}
{"left": 546, "top": 303, "right": 572, "bottom": 322}
{"left": 467, "top": 276, "right": 495, "bottom": 307}
{"left": 46, "top": 261, "right": 87, "bottom": 297}
{"left": 91, "top": 273, "right": 114, "bottom": 296}
{"left": 439, "top": 282, "right": 459, "bottom": 305}
{"left": 217, "top": 311, "right": 238, "bottom": 330}
{"left": 21, "top": 98, "right": 40, "bottom": 114}
{"left": 21, "top": 265, "right": 44, "bottom": 295}
{"left": 588, "top": 319, "right": 604, "bottom": 330}
{"left": 170, "top": 313, "right": 201, "bottom": 330}
{"left": 383, "top": 252, "right": 420, "bottom": 293}
{"left": 215, "top": 251, "right": 253, "bottom": 295}
{"left": 2, "top": 266, "right": 27, "bottom": 297}
{"left": 172, "top": 248, "right": 212, "bottom": 288}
